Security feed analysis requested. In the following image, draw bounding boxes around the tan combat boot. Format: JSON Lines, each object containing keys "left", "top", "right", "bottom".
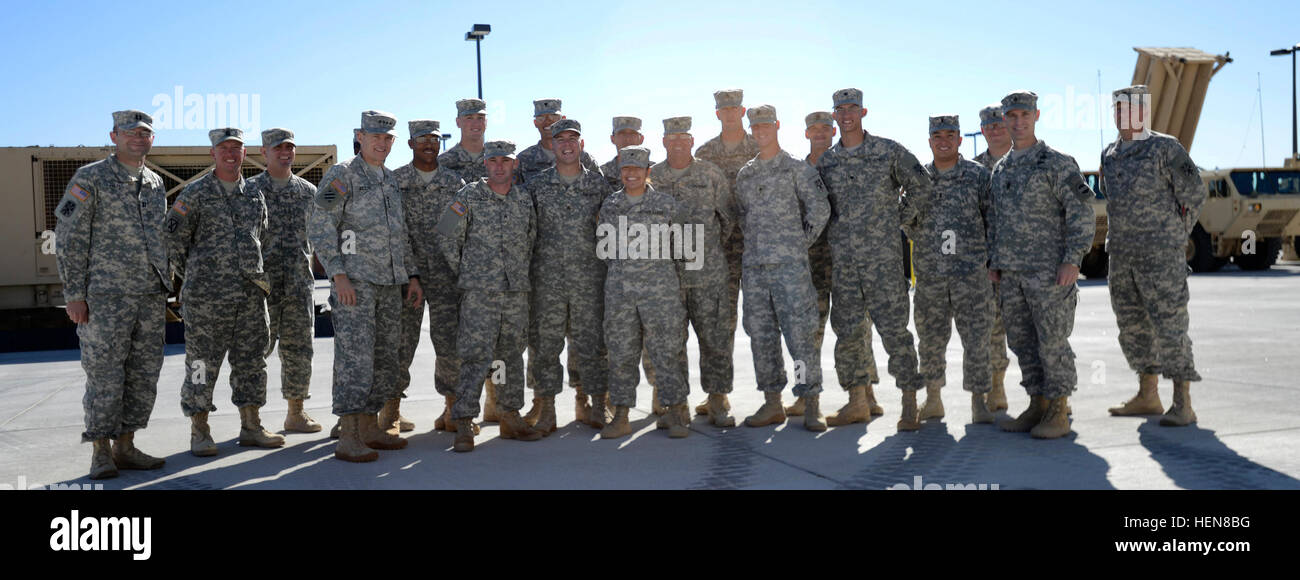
{"left": 999, "top": 395, "right": 1048, "bottom": 432}
{"left": 666, "top": 403, "right": 691, "bottom": 439}
{"left": 453, "top": 418, "right": 476, "bottom": 452}
{"left": 483, "top": 378, "right": 501, "bottom": 423}
{"left": 587, "top": 393, "right": 608, "bottom": 429}
{"left": 866, "top": 384, "right": 884, "bottom": 416}
{"left": 826, "top": 385, "right": 872, "bottom": 426}
{"left": 1109, "top": 373, "right": 1164, "bottom": 416}
{"left": 784, "top": 395, "right": 807, "bottom": 416}
{"left": 897, "top": 390, "right": 921, "bottom": 431}
{"left": 112, "top": 432, "right": 165, "bottom": 470}
{"left": 523, "top": 396, "right": 542, "bottom": 426}
{"left": 89, "top": 439, "right": 118, "bottom": 480}
{"left": 988, "top": 369, "right": 1009, "bottom": 411}
{"left": 919, "top": 386, "right": 945, "bottom": 420}
{"left": 601, "top": 406, "right": 631, "bottom": 439}
{"left": 707, "top": 393, "right": 736, "bottom": 427}
{"left": 971, "top": 392, "right": 995, "bottom": 424}
{"left": 532, "top": 396, "right": 558, "bottom": 435}
{"left": 379, "top": 398, "right": 414, "bottom": 433}
{"left": 1160, "top": 380, "right": 1197, "bottom": 427}
{"left": 1031, "top": 397, "right": 1072, "bottom": 439}
{"left": 436, "top": 394, "right": 453, "bottom": 431}
{"left": 335, "top": 414, "right": 378, "bottom": 462}
{"left": 804, "top": 394, "right": 827, "bottom": 432}
{"left": 499, "top": 410, "right": 544, "bottom": 441}
{"left": 284, "top": 398, "right": 322, "bottom": 433}
{"left": 574, "top": 387, "right": 591, "bottom": 425}
{"left": 744, "top": 392, "right": 787, "bottom": 427}
{"left": 696, "top": 394, "right": 729, "bottom": 416}
{"left": 358, "top": 412, "right": 407, "bottom": 450}
{"left": 238, "top": 406, "right": 286, "bottom": 448}
{"left": 190, "top": 411, "right": 218, "bottom": 457}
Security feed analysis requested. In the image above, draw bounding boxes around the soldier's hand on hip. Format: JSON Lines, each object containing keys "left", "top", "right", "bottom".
{"left": 66, "top": 300, "right": 88, "bottom": 324}
{"left": 406, "top": 278, "right": 423, "bottom": 307}
{"left": 1056, "top": 263, "right": 1079, "bottom": 287}
{"left": 333, "top": 274, "right": 356, "bottom": 307}
{"left": 988, "top": 269, "right": 1001, "bottom": 282}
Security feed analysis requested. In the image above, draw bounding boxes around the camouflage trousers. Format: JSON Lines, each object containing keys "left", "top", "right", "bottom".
{"left": 998, "top": 269, "right": 1078, "bottom": 399}
{"left": 78, "top": 293, "right": 165, "bottom": 442}
{"left": 397, "top": 281, "right": 461, "bottom": 398}
{"left": 328, "top": 279, "right": 402, "bottom": 416}
{"left": 1109, "top": 253, "right": 1201, "bottom": 382}
{"left": 605, "top": 282, "right": 687, "bottom": 408}
{"left": 644, "top": 284, "right": 735, "bottom": 396}
{"left": 914, "top": 270, "right": 994, "bottom": 393}
{"left": 180, "top": 294, "right": 270, "bottom": 416}
{"left": 742, "top": 261, "right": 823, "bottom": 396}
{"left": 451, "top": 290, "right": 529, "bottom": 420}
{"left": 809, "top": 232, "right": 880, "bottom": 382}
{"left": 266, "top": 290, "right": 314, "bottom": 400}
{"left": 529, "top": 278, "right": 607, "bottom": 398}
{"left": 990, "top": 280, "right": 1010, "bottom": 373}
{"left": 832, "top": 262, "right": 922, "bottom": 391}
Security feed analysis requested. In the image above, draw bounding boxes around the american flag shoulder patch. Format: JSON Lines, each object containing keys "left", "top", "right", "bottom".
{"left": 450, "top": 201, "right": 466, "bottom": 216}
{"left": 331, "top": 179, "right": 348, "bottom": 196}
{"left": 69, "top": 184, "right": 89, "bottom": 201}
{"left": 171, "top": 200, "right": 190, "bottom": 216}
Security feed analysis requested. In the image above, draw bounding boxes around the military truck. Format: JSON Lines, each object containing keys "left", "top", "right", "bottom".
{"left": 0, "top": 144, "right": 337, "bottom": 350}
{"left": 1188, "top": 167, "right": 1300, "bottom": 271}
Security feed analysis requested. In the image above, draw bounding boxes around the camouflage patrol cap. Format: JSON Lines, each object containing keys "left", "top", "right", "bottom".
{"left": 112, "top": 110, "right": 153, "bottom": 132}
{"left": 833, "top": 88, "right": 863, "bottom": 108}
{"left": 260, "top": 127, "right": 295, "bottom": 149}
{"left": 979, "top": 103, "right": 1005, "bottom": 126}
{"left": 713, "top": 89, "right": 744, "bottom": 109}
{"left": 617, "top": 146, "right": 652, "bottom": 169}
{"left": 805, "top": 111, "right": 833, "bottom": 128}
{"left": 483, "top": 140, "right": 517, "bottom": 159}
{"left": 550, "top": 119, "right": 582, "bottom": 137}
{"left": 408, "top": 119, "right": 441, "bottom": 139}
{"left": 1001, "top": 90, "right": 1038, "bottom": 112}
{"left": 208, "top": 127, "right": 245, "bottom": 147}
{"left": 612, "top": 116, "right": 642, "bottom": 135}
{"left": 928, "top": 115, "right": 960, "bottom": 135}
{"left": 456, "top": 98, "right": 487, "bottom": 116}
{"left": 663, "top": 116, "right": 692, "bottom": 134}
{"left": 359, "top": 110, "right": 399, "bottom": 135}
{"left": 533, "top": 98, "right": 562, "bottom": 117}
{"left": 746, "top": 104, "right": 778, "bottom": 125}
{"left": 1112, "top": 84, "right": 1150, "bottom": 102}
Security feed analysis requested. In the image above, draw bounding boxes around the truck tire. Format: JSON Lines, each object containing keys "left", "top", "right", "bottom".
{"left": 1234, "top": 237, "right": 1281, "bottom": 271}
{"left": 1186, "top": 224, "right": 1224, "bottom": 272}
{"left": 1079, "top": 248, "right": 1108, "bottom": 279}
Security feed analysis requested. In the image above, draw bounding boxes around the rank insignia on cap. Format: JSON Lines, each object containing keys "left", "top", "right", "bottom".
{"left": 171, "top": 200, "right": 190, "bottom": 216}
{"left": 69, "top": 184, "right": 89, "bottom": 201}
{"left": 450, "top": 201, "right": 466, "bottom": 216}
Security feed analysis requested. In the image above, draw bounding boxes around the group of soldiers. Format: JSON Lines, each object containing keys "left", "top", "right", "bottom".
{"left": 57, "top": 83, "right": 1206, "bottom": 476}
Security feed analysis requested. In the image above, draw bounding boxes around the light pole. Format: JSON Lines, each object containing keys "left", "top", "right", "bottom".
{"left": 963, "top": 131, "right": 982, "bottom": 158}
{"left": 465, "top": 24, "right": 491, "bottom": 100}
{"left": 1271, "top": 43, "right": 1299, "bottom": 162}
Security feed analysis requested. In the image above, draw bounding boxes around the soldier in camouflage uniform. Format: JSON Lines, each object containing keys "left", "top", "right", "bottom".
{"left": 816, "top": 88, "right": 933, "bottom": 431}
{"left": 521, "top": 119, "right": 613, "bottom": 434}
{"left": 600, "top": 116, "right": 649, "bottom": 190}
{"left": 907, "top": 115, "right": 996, "bottom": 425}
{"left": 309, "top": 110, "right": 423, "bottom": 462}
{"left": 786, "top": 111, "right": 882, "bottom": 418}
{"left": 439, "top": 98, "right": 489, "bottom": 184}
{"left": 437, "top": 140, "right": 544, "bottom": 452}
{"left": 1101, "top": 85, "right": 1205, "bottom": 427}
{"left": 734, "top": 105, "right": 830, "bottom": 432}
{"left": 392, "top": 119, "right": 468, "bottom": 435}
{"left": 693, "top": 89, "right": 758, "bottom": 419}
{"left": 650, "top": 116, "right": 737, "bottom": 428}
{"left": 988, "top": 91, "right": 1095, "bottom": 439}
{"left": 973, "top": 103, "right": 1013, "bottom": 411}
{"left": 596, "top": 146, "right": 693, "bottom": 439}
{"left": 516, "top": 98, "right": 601, "bottom": 184}
{"left": 168, "top": 127, "right": 283, "bottom": 456}
{"left": 57, "top": 110, "right": 171, "bottom": 479}
{"left": 246, "top": 128, "right": 321, "bottom": 435}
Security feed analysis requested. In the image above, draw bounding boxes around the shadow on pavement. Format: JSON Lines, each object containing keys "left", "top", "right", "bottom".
{"left": 1137, "top": 420, "right": 1300, "bottom": 489}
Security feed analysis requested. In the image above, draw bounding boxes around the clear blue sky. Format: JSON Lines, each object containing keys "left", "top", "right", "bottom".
{"left": 2, "top": 0, "right": 1297, "bottom": 171}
